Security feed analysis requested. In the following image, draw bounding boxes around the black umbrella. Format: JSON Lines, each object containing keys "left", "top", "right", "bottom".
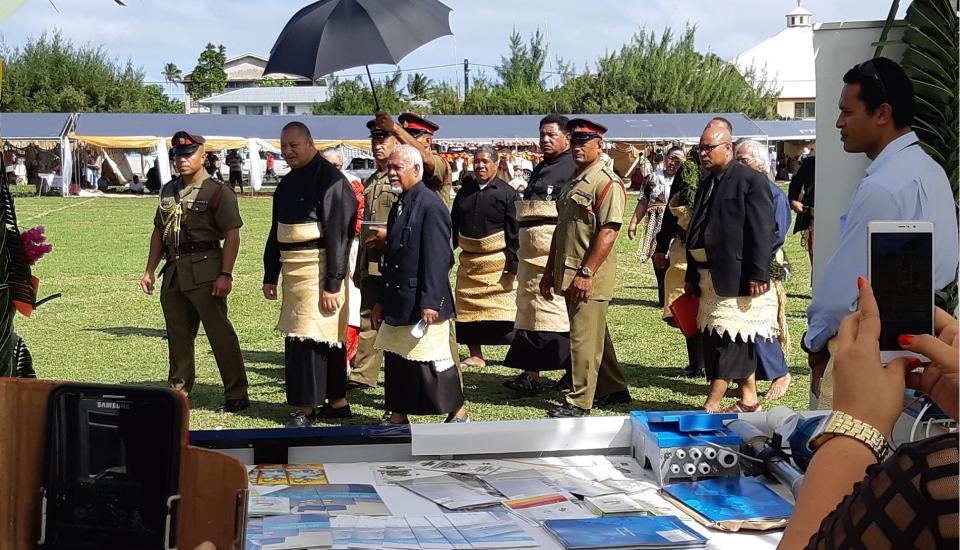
{"left": 265, "top": 0, "right": 453, "bottom": 110}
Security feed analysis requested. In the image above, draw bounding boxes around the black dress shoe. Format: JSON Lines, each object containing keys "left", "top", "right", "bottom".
{"left": 284, "top": 410, "right": 315, "bottom": 428}
{"left": 346, "top": 380, "right": 373, "bottom": 391}
{"left": 593, "top": 390, "right": 632, "bottom": 408}
{"left": 681, "top": 365, "right": 704, "bottom": 378}
{"left": 318, "top": 403, "right": 353, "bottom": 419}
{"left": 551, "top": 372, "right": 572, "bottom": 392}
{"left": 502, "top": 372, "right": 545, "bottom": 395}
{"left": 214, "top": 398, "right": 250, "bottom": 413}
{"left": 547, "top": 403, "right": 591, "bottom": 418}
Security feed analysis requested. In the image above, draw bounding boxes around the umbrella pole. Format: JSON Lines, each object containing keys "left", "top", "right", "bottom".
{"left": 365, "top": 65, "right": 381, "bottom": 112}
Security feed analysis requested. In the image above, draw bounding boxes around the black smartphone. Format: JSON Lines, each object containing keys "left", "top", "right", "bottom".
{"left": 868, "top": 221, "right": 934, "bottom": 362}
{"left": 40, "top": 384, "right": 183, "bottom": 550}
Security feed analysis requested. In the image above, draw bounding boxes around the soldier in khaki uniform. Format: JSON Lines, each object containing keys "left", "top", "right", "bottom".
{"left": 373, "top": 112, "right": 453, "bottom": 208}
{"left": 348, "top": 120, "right": 399, "bottom": 391}
{"left": 541, "top": 119, "right": 629, "bottom": 418}
{"left": 141, "top": 131, "right": 249, "bottom": 413}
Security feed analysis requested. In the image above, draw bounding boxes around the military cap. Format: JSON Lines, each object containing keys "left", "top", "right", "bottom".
{"left": 399, "top": 113, "right": 439, "bottom": 136}
{"left": 171, "top": 131, "right": 205, "bottom": 156}
{"left": 567, "top": 118, "right": 607, "bottom": 141}
{"left": 366, "top": 119, "right": 390, "bottom": 139}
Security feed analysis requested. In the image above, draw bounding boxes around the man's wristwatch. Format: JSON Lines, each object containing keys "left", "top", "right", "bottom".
{"left": 578, "top": 266, "right": 593, "bottom": 278}
{"left": 219, "top": 271, "right": 233, "bottom": 279}
{"left": 808, "top": 411, "right": 890, "bottom": 462}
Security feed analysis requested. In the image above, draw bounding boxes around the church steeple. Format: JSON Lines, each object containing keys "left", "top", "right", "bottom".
{"left": 786, "top": 1, "right": 812, "bottom": 28}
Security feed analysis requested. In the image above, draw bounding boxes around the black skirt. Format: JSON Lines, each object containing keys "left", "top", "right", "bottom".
{"left": 284, "top": 337, "right": 347, "bottom": 407}
{"left": 504, "top": 329, "right": 571, "bottom": 371}
{"left": 702, "top": 331, "right": 757, "bottom": 381}
{"left": 455, "top": 320, "right": 515, "bottom": 345}
{"left": 383, "top": 353, "right": 464, "bottom": 415}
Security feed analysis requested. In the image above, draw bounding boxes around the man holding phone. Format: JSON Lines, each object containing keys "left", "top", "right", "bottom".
{"left": 804, "top": 57, "right": 959, "bottom": 409}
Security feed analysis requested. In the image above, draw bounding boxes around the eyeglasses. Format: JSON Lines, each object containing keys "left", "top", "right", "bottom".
{"left": 698, "top": 141, "right": 730, "bottom": 154}
{"left": 855, "top": 60, "right": 888, "bottom": 100}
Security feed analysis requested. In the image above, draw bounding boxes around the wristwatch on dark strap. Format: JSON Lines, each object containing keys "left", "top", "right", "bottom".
{"left": 219, "top": 271, "right": 233, "bottom": 279}
{"left": 808, "top": 411, "right": 890, "bottom": 462}
{"left": 578, "top": 266, "right": 593, "bottom": 278}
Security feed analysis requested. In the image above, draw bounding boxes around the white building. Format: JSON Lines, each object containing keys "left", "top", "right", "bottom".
{"left": 734, "top": 2, "right": 816, "bottom": 120}
{"left": 199, "top": 86, "right": 330, "bottom": 116}
{"left": 182, "top": 53, "right": 315, "bottom": 114}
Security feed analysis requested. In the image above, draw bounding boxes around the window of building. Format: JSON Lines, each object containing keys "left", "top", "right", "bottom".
{"left": 245, "top": 105, "right": 264, "bottom": 115}
{"left": 794, "top": 101, "right": 815, "bottom": 119}
{"left": 221, "top": 106, "right": 239, "bottom": 115}
{"left": 286, "top": 105, "right": 296, "bottom": 114}
{"left": 270, "top": 105, "right": 280, "bottom": 115}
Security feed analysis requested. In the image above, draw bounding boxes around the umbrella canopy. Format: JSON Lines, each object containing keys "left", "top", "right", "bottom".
{"left": 265, "top": 0, "right": 453, "bottom": 81}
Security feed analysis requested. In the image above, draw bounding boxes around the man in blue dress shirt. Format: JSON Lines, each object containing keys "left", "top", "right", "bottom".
{"left": 805, "top": 57, "right": 959, "bottom": 408}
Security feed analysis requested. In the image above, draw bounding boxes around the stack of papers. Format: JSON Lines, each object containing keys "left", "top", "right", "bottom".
{"left": 480, "top": 469, "right": 570, "bottom": 499}
{"left": 326, "top": 512, "right": 537, "bottom": 549}
{"left": 246, "top": 513, "right": 333, "bottom": 550}
{"left": 503, "top": 493, "right": 594, "bottom": 522}
{"left": 583, "top": 494, "right": 648, "bottom": 516}
{"left": 543, "top": 516, "right": 707, "bottom": 549}
{"left": 250, "top": 484, "right": 390, "bottom": 517}
{"left": 397, "top": 474, "right": 503, "bottom": 511}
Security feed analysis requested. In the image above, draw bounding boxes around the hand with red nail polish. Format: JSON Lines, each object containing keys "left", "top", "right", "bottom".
{"left": 896, "top": 308, "right": 959, "bottom": 420}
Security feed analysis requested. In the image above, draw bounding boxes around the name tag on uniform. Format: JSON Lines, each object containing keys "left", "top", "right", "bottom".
{"left": 546, "top": 185, "right": 554, "bottom": 196}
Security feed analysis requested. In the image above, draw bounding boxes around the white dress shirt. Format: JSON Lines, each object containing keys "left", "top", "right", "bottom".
{"left": 804, "top": 131, "right": 959, "bottom": 352}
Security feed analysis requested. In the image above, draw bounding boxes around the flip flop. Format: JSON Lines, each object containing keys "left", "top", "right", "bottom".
{"left": 460, "top": 359, "right": 486, "bottom": 369}
{"left": 720, "top": 401, "right": 762, "bottom": 413}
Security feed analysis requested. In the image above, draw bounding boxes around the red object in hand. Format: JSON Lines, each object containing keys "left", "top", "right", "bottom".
{"left": 346, "top": 325, "right": 360, "bottom": 363}
{"left": 669, "top": 292, "right": 700, "bottom": 339}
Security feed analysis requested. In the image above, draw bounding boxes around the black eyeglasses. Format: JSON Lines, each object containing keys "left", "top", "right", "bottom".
{"left": 698, "top": 141, "right": 730, "bottom": 154}
{"left": 856, "top": 60, "right": 888, "bottom": 100}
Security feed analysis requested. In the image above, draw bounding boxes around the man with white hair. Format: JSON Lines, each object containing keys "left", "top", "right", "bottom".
{"left": 372, "top": 144, "right": 467, "bottom": 424}
{"left": 734, "top": 139, "right": 794, "bottom": 400}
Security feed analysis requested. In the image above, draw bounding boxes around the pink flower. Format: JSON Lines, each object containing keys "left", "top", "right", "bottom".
{"left": 20, "top": 225, "right": 53, "bottom": 266}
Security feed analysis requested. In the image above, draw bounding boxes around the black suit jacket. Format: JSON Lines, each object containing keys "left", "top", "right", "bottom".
{"left": 685, "top": 161, "right": 775, "bottom": 297}
{"left": 378, "top": 181, "right": 456, "bottom": 326}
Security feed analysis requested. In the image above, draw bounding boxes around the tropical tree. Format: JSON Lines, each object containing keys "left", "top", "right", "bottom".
{"left": 185, "top": 43, "right": 227, "bottom": 100}
{"left": 313, "top": 70, "right": 407, "bottom": 115}
{"left": 259, "top": 76, "right": 295, "bottom": 87}
{"left": 496, "top": 29, "right": 548, "bottom": 89}
{"left": 878, "top": 0, "right": 959, "bottom": 311}
{"left": 406, "top": 72, "right": 434, "bottom": 99}
{"left": 163, "top": 62, "right": 182, "bottom": 87}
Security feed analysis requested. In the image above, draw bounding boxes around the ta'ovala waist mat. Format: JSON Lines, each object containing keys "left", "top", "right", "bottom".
{"left": 456, "top": 231, "right": 517, "bottom": 323}
{"left": 276, "top": 222, "right": 348, "bottom": 345}
{"left": 516, "top": 222, "right": 568, "bottom": 332}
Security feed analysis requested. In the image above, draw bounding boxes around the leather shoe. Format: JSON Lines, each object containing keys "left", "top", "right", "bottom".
{"left": 547, "top": 402, "right": 591, "bottom": 418}
{"left": 551, "top": 372, "right": 572, "bottom": 392}
{"left": 502, "top": 373, "right": 545, "bottom": 395}
{"left": 444, "top": 412, "right": 470, "bottom": 423}
{"left": 593, "top": 390, "right": 631, "bottom": 408}
{"left": 681, "top": 365, "right": 704, "bottom": 378}
{"left": 284, "top": 410, "right": 315, "bottom": 428}
{"left": 214, "top": 398, "right": 250, "bottom": 414}
{"left": 346, "top": 380, "right": 373, "bottom": 391}
{"left": 318, "top": 403, "right": 353, "bottom": 419}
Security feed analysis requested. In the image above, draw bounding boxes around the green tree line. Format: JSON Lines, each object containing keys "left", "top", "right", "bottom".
{"left": 313, "top": 25, "right": 779, "bottom": 117}
{"left": 1, "top": 31, "right": 183, "bottom": 113}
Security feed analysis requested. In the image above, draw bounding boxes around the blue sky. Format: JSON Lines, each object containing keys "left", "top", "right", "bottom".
{"left": 1, "top": 0, "right": 907, "bottom": 101}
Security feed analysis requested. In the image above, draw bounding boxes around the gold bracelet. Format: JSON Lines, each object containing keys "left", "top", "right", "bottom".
{"left": 810, "top": 411, "right": 890, "bottom": 462}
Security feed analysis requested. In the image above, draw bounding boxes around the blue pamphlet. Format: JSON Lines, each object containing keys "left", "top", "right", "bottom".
{"left": 661, "top": 476, "right": 793, "bottom": 523}
{"left": 543, "top": 515, "right": 707, "bottom": 549}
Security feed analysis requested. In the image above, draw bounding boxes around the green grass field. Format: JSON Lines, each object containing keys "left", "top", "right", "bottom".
{"left": 13, "top": 191, "right": 813, "bottom": 430}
